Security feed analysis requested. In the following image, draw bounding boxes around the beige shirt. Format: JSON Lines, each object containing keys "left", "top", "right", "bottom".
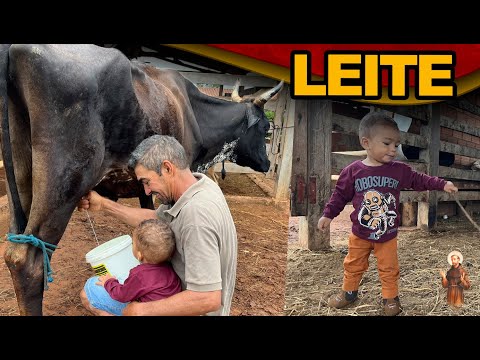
{"left": 156, "top": 173, "right": 237, "bottom": 316}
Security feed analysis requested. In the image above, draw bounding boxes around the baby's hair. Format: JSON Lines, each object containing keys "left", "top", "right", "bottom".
{"left": 133, "top": 218, "right": 176, "bottom": 264}
{"left": 358, "top": 111, "right": 400, "bottom": 140}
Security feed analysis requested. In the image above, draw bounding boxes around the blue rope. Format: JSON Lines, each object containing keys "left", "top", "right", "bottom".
{"left": 6, "top": 234, "right": 58, "bottom": 290}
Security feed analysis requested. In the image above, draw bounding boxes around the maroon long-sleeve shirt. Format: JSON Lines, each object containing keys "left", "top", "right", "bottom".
{"left": 323, "top": 160, "right": 447, "bottom": 243}
{"left": 104, "top": 262, "right": 181, "bottom": 303}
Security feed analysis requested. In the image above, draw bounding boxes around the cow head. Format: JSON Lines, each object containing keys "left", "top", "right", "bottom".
{"left": 231, "top": 79, "right": 284, "bottom": 172}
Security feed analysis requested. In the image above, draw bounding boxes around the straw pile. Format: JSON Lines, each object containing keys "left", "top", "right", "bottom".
{"left": 285, "top": 215, "right": 480, "bottom": 316}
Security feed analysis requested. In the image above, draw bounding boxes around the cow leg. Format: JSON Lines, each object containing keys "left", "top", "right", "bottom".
{"left": 3, "top": 245, "right": 48, "bottom": 315}
{"left": 4, "top": 139, "right": 104, "bottom": 315}
{"left": 3, "top": 95, "right": 33, "bottom": 233}
{"left": 4, "top": 107, "right": 106, "bottom": 315}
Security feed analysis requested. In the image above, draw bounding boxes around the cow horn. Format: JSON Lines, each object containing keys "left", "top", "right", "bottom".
{"left": 253, "top": 80, "right": 284, "bottom": 107}
{"left": 231, "top": 79, "right": 243, "bottom": 103}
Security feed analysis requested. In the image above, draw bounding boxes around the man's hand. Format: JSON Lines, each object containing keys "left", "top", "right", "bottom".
{"left": 77, "top": 190, "right": 104, "bottom": 212}
{"left": 444, "top": 181, "right": 458, "bottom": 193}
{"left": 317, "top": 216, "right": 332, "bottom": 231}
{"left": 440, "top": 270, "right": 446, "bottom": 278}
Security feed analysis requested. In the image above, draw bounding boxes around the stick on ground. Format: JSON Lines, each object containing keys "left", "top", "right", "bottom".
{"left": 454, "top": 194, "right": 480, "bottom": 232}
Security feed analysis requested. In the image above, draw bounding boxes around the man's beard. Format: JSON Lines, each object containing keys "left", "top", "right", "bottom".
{"left": 153, "top": 192, "right": 174, "bottom": 206}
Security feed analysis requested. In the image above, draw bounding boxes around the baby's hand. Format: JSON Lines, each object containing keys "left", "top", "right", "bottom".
{"left": 317, "top": 216, "right": 332, "bottom": 231}
{"left": 444, "top": 181, "right": 458, "bottom": 193}
{"left": 96, "top": 274, "right": 115, "bottom": 287}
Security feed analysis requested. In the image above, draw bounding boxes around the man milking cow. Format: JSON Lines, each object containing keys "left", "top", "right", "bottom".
{"left": 78, "top": 135, "right": 237, "bottom": 316}
{"left": 0, "top": 44, "right": 282, "bottom": 315}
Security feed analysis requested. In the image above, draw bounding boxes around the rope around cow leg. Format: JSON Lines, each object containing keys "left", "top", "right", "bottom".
{"left": 6, "top": 234, "right": 58, "bottom": 290}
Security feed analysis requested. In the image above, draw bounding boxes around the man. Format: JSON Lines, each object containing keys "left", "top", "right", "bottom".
{"left": 78, "top": 135, "right": 238, "bottom": 316}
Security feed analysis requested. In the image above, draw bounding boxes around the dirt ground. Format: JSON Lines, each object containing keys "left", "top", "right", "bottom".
{"left": 0, "top": 170, "right": 289, "bottom": 316}
{"left": 286, "top": 206, "right": 480, "bottom": 316}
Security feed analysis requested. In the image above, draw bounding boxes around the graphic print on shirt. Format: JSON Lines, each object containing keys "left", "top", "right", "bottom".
{"left": 358, "top": 190, "right": 397, "bottom": 240}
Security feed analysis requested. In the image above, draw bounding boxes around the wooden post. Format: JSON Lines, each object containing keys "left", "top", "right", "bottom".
{"left": 298, "top": 216, "right": 309, "bottom": 248}
{"left": 290, "top": 100, "right": 308, "bottom": 217}
{"left": 274, "top": 93, "right": 295, "bottom": 200}
{"left": 401, "top": 202, "right": 417, "bottom": 226}
{"left": 417, "top": 104, "right": 441, "bottom": 230}
{"left": 307, "top": 100, "right": 332, "bottom": 250}
{"left": 267, "top": 87, "right": 288, "bottom": 179}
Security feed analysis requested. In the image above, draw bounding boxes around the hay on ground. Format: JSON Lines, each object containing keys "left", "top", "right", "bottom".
{"left": 285, "top": 215, "right": 480, "bottom": 316}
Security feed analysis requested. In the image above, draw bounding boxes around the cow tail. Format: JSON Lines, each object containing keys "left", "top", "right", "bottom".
{"left": 0, "top": 44, "right": 27, "bottom": 233}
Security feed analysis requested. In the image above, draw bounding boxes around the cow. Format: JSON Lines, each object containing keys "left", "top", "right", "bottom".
{"left": 0, "top": 44, "right": 283, "bottom": 315}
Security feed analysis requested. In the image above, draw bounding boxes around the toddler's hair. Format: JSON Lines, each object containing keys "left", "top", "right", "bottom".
{"left": 358, "top": 111, "right": 400, "bottom": 140}
{"left": 133, "top": 218, "right": 176, "bottom": 264}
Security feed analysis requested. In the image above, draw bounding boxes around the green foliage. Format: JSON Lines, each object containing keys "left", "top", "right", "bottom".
{"left": 265, "top": 110, "right": 275, "bottom": 121}
{"left": 264, "top": 110, "right": 275, "bottom": 143}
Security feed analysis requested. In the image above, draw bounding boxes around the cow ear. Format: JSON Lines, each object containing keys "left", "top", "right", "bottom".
{"left": 247, "top": 117, "right": 260, "bottom": 129}
{"left": 246, "top": 106, "right": 260, "bottom": 129}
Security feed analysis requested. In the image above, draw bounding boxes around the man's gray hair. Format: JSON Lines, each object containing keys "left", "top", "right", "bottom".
{"left": 128, "top": 135, "right": 189, "bottom": 173}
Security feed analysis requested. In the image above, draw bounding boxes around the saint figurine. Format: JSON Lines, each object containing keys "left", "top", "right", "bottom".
{"left": 440, "top": 251, "right": 471, "bottom": 308}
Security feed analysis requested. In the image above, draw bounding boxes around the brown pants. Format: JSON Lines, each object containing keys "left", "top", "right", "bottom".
{"left": 342, "top": 233, "right": 399, "bottom": 299}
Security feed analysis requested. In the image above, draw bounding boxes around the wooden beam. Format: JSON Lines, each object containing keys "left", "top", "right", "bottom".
{"left": 400, "top": 191, "right": 428, "bottom": 203}
{"left": 332, "top": 113, "right": 427, "bottom": 148}
{"left": 308, "top": 100, "right": 332, "bottom": 250}
{"left": 290, "top": 100, "right": 308, "bottom": 216}
{"left": 331, "top": 152, "right": 427, "bottom": 175}
{"left": 439, "top": 140, "right": 480, "bottom": 159}
{"left": 331, "top": 152, "right": 366, "bottom": 174}
{"left": 417, "top": 104, "right": 440, "bottom": 230}
{"left": 440, "top": 115, "right": 480, "bottom": 138}
{"left": 438, "top": 166, "right": 480, "bottom": 181}
{"left": 213, "top": 162, "right": 258, "bottom": 174}
{"left": 446, "top": 98, "right": 480, "bottom": 118}
{"left": 400, "top": 190, "right": 480, "bottom": 202}
{"left": 179, "top": 72, "right": 278, "bottom": 88}
{"left": 438, "top": 191, "right": 480, "bottom": 201}
{"left": 448, "top": 180, "right": 480, "bottom": 190}
{"left": 332, "top": 113, "right": 360, "bottom": 136}
{"left": 274, "top": 95, "right": 295, "bottom": 201}
{"left": 401, "top": 202, "right": 417, "bottom": 226}
{"left": 400, "top": 132, "right": 428, "bottom": 149}
{"left": 378, "top": 104, "right": 430, "bottom": 122}
{"left": 297, "top": 216, "right": 309, "bottom": 249}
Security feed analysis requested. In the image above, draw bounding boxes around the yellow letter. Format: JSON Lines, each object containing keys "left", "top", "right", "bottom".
{"left": 364, "top": 54, "right": 379, "bottom": 97}
{"left": 328, "top": 54, "right": 362, "bottom": 96}
{"left": 292, "top": 53, "right": 326, "bottom": 96}
{"left": 418, "top": 54, "right": 454, "bottom": 97}
{"left": 380, "top": 54, "right": 417, "bottom": 97}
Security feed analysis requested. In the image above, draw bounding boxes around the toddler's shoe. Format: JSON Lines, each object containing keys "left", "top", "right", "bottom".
{"left": 328, "top": 290, "right": 358, "bottom": 309}
{"left": 383, "top": 296, "right": 402, "bottom": 316}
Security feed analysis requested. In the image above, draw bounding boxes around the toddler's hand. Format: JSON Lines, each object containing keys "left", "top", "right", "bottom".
{"left": 317, "top": 216, "right": 332, "bottom": 231}
{"left": 444, "top": 181, "right": 458, "bottom": 193}
{"left": 96, "top": 274, "right": 115, "bottom": 287}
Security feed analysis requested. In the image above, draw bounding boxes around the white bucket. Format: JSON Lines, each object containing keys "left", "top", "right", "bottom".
{"left": 85, "top": 235, "right": 141, "bottom": 284}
